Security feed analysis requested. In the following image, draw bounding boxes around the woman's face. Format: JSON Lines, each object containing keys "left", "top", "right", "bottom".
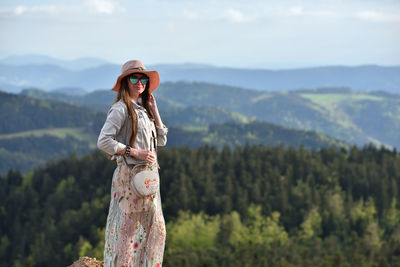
{"left": 127, "top": 73, "right": 148, "bottom": 99}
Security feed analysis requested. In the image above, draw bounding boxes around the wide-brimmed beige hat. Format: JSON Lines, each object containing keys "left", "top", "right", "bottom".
{"left": 111, "top": 60, "right": 160, "bottom": 93}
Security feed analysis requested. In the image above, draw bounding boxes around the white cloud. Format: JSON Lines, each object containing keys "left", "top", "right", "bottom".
{"left": 288, "top": 6, "right": 303, "bottom": 16}
{"left": 14, "top": 6, "right": 27, "bottom": 15}
{"left": 181, "top": 7, "right": 253, "bottom": 23}
{"left": 223, "top": 8, "right": 249, "bottom": 23}
{"left": 7, "top": 5, "right": 60, "bottom": 16}
{"left": 0, "top": 1, "right": 125, "bottom": 17}
{"left": 355, "top": 10, "right": 400, "bottom": 22}
{"left": 183, "top": 9, "right": 199, "bottom": 20}
{"left": 287, "top": 6, "right": 340, "bottom": 18}
{"left": 84, "top": 0, "right": 124, "bottom": 15}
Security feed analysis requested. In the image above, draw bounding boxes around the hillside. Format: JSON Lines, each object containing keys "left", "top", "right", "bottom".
{"left": 0, "top": 91, "right": 347, "bottom": 174}
{"left": 0, "top": 91, "right": 104, "bottom": 134}
{"left": 167, "top": 121, "right": 348, "bottom": 150}
{"left": 154, "top": 83, "right": 400, "bottom": 149}
{"left": 19, "top": 82, "right": 400, "bottom": 149}
{"left": 0, "top": 91, "right": 104, "bottom": 174}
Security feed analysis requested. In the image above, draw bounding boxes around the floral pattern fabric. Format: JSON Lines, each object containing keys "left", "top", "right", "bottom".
{"left": 104, "top": 156, "right": 166, "bottom": 267}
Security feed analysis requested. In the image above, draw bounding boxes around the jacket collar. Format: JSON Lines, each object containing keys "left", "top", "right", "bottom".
{"left": 130, "top": 99, "right": 146, "bottom": 111}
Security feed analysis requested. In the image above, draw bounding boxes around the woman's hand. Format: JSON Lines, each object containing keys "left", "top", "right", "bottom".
{"left": 149, "top": 94, "right": 164, "bottom": 128}
{"left": 148, "top": 94, "right": 158, "bottom": 113}
{"left": 131, "top": 148, "right": 157, "bottom": 163}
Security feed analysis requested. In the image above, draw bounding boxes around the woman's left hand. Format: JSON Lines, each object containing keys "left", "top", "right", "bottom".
{"left": 149, "top": 94, "right": 158, "bottom": 113}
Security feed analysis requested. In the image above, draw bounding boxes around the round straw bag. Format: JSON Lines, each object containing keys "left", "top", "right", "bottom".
{"left": 130, "top": 162, "right": 159, "bottom": 197}
{"left": 129, "top": 130, "right": 159, "bottom": 197}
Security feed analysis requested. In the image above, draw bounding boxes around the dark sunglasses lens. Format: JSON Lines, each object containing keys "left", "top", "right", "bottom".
{"left": 129, "top": 77, "right": 139, "bottom": 84}
{"left": 141, "top": 78, "right": 149, "bottom": 84}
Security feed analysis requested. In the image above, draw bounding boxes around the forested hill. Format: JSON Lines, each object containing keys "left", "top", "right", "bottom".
{"left": 0, "top": 90, "right": 104, "bottom": 134}
{"left": 167, "top": 121, "right": 348, "bottom": 150}
{"left": 1, "top": 144, "right": 399, "bottom": 266}
{"left": 157, "top": 82, "right": 400, "bottom": 149}
{"left": 0, "top": 90, "right": 347, "bottom": 175}
{"left": 20, "top": 83, "right": 400, "bottom": 150}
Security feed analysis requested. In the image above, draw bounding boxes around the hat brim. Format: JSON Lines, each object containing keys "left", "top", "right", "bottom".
{"left": 111, "top": 70, "right": 160, "bottom": 94}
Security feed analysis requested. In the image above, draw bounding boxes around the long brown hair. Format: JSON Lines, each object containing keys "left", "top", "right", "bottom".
{"left": 112, "top": 74, "right": 155, "bottom": 148}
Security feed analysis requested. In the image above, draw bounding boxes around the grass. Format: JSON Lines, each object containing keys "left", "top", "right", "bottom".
{"left": 0, "top": 127, "right": 98, "bottom": 148}
{"left": 251, "top": 93, "right": 272, "bottom": 103}
{"left": 300, "top": 93, "right": 385, "bottom": 105}
{"left": 229, "top": 111, "right": 256, "bottom": 123}
{"left": 179, "top": 125, "right": 208, "bottom": 132}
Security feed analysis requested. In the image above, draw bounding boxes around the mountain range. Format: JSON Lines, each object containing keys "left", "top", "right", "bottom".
{"left": 0, "top": 54, "right": 110, "bottom": 71}
{"left": 1, "top": 54, "right": 399, "bottom": 175}
{"left": 1, "top": 54, "right": 399, "bottom": 93}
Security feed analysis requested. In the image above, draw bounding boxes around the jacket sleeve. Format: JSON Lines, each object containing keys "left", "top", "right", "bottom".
{"left": 97, "top": 104, "right": 127, "bottom": 156}
{"left": 156, "top": 123, "right": 168, "bottom": 146}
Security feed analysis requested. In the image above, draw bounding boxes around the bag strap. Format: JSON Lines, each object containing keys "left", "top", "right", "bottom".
{"left": 127, "top": 109, "right": 135, "bottom": 148}
{"left": 151, "top": 129, "right": 157, "bottom": 153}
{"left": 121, "top": 154, "right": 129, "bottom": 166}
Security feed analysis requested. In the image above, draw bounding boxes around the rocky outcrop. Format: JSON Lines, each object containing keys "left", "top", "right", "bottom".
{"left": 68, "top": 256, "right": 104, "bottom": 267}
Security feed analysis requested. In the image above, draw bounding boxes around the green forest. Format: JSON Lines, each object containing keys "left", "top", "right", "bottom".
{"left": 0, "top": 90, "right": 348, "bottom": 175}
{"left": 1, "top": 143, "right": 399, "bottom": 266}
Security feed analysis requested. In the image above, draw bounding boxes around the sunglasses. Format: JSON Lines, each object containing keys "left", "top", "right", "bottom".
{"left": 129, "top": 74, "right": 149, "bottom": 85}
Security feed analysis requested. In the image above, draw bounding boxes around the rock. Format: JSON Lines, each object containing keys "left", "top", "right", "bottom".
{"left": 68, "top": 256, "right": 104, "bottom": 267}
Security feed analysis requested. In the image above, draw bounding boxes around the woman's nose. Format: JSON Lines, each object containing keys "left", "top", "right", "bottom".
{"left": 134, "top": 80, "right": 143, "bottom": 86}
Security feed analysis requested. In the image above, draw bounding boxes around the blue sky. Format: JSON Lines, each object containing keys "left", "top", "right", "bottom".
{"left": 0, "top": 0, "right": 399, "bottom": 68}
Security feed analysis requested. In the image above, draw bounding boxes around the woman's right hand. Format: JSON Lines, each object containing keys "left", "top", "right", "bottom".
{"left": 131, "top": 148, "right": 157, "bottom": 163}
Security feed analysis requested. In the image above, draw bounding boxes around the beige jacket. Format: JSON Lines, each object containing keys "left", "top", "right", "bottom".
{"left": 97, "top": 99, "right": 168, "bottom": 167}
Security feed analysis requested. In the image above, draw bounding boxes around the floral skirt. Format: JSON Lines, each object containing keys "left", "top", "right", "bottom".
{"left": 104, "top": 157, "right": 166, "bottom": 267}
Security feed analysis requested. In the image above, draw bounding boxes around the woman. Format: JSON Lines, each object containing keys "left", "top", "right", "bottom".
{"left": 97, "top": 60, "right": 168, "bottom": 267}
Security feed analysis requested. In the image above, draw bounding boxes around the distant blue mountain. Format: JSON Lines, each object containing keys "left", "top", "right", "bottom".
{"left": 0, "top": 54, "right": 399, "bottom": 93}
{"left": 152, "top": 63, "right": 400, "bottom": 93}
{"left": 0, "top": 63, "right": 120, "bottom": 93}
{"left": 0, "top": 54, "right": 111, "bottom": 71}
